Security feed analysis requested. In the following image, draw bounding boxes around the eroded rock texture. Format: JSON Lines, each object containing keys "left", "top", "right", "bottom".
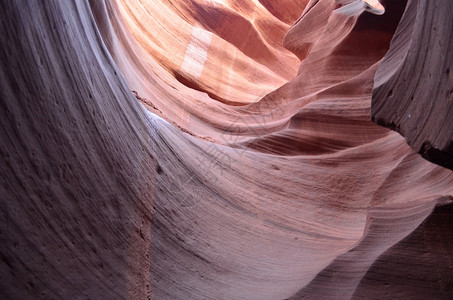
{"left": 0, "top": 0, "right": 452, "bottom": 299}
{"left": 372, "top": 0, "right": 453, "bottom": 170}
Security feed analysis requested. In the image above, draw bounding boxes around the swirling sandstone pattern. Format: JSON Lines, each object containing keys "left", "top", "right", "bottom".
{"left": 0, "top": 0, "right": 452, "bottom": 299}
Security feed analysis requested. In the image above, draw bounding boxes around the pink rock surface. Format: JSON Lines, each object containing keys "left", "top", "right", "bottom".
{"left": 0, "top": 0, "right": 452, "bottom": 299}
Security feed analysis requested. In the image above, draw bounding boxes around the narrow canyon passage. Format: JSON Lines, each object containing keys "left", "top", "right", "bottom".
{"left": 1, "top": 0, "right": 452, "bottom": 299}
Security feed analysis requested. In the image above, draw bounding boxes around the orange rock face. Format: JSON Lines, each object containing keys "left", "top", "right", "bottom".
{"left": 0, "top": 0, "right": 452, "bottom": 299}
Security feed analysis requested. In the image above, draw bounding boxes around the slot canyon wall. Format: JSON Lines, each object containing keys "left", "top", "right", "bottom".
{"left": 0, "top": 0, "right": 452, "bottom": 299}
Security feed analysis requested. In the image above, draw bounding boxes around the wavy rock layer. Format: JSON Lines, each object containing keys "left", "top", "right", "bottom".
{"left": 0, "top": 1, "right": 155, "bottom": 298}
{"left": 1, "top": 0, "right": 452, "bottom": 299}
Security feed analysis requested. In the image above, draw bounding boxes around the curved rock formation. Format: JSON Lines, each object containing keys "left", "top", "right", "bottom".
{"left": 371, "top": 0, "right": 453, "bottom": 171}
{"left": 1, "top": 0, "right": 452, "bottom": 299}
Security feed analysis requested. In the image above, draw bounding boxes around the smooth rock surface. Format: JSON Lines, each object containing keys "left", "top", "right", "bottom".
{"left": 1, "top": 0, "right": 452, "bottom": 299}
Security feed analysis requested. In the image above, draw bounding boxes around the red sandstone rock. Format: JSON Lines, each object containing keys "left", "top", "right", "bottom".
{"left": 0, "top": 0, "right": 452, "bottom": 299}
